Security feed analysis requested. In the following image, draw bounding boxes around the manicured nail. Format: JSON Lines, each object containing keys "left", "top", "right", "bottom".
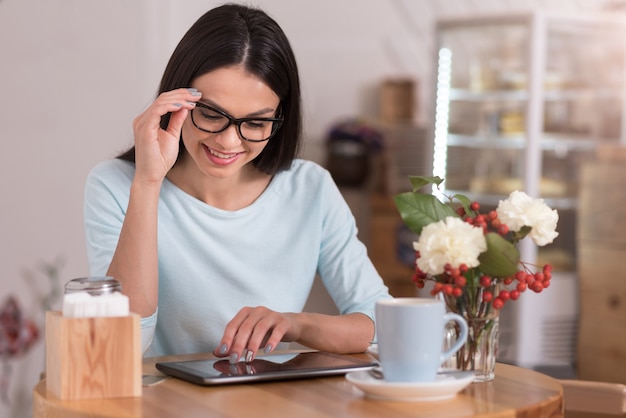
{"left": 187, "top": 89, "right": 202, "bottom": 97}
{"left": 245, "top": 350, "right": 254, "bottom": 363}
{"left": 173, "top": 103, "right": 182, "bottom": 107}
{"left": 186, "top": 101, "right": 196, "bottom": 106}
{"left": 264, "top": 345, "right": 273, "bottom": 354}
{"left": 218, "top": 344, "right": 228, "bottom": 355}
{"left": 229, "top": 353, "right": 239, "bottom": 364}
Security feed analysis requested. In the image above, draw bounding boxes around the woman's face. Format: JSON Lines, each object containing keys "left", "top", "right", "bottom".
{"left": 181, "top": 66, "right": 281, "bottom": 180}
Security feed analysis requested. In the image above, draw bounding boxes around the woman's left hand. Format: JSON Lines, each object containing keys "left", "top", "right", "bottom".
{"left": 213, "top": 306, "right": 299, "bottom": 364}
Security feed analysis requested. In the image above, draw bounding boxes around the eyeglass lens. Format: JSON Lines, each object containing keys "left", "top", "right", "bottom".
{"left": 192, "top": 105, "right": 280, "bottom": 141}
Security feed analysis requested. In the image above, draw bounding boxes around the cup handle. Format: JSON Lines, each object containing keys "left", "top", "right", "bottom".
{"left": 440, "top": 313, "right": 468, "bottom": 364}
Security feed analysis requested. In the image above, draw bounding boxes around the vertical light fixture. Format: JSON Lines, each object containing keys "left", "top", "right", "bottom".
{"left": 433, "top": 47, "right": 452, "bottom": 199}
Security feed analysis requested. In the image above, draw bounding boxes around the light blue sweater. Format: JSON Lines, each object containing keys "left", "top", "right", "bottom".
{"left": 84, "top": 158, "right": 390, "bottom": 356}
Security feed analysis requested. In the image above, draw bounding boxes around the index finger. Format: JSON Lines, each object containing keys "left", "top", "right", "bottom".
{"left": 214, "top": 307, "right": 253, "bottom": 360}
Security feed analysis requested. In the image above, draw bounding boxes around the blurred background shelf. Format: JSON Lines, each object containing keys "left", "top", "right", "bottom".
{"left": 433, "top": 11, "right": 626, "bottom": 373}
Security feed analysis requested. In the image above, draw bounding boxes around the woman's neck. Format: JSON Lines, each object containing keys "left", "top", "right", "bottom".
{"left": 166, "top": 158, "right": 272, "bottom": 211}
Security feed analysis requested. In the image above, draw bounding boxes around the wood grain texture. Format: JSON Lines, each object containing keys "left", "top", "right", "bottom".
{"left": 561, "top": 379, "right": 626, "bottom": 415}
{"left": 34, "top": 351, "right": 563, "bottom": 418}
{"left": 577, "top": 161, "right": 626, "bottom": 384}
{"left": 578, "top": 162, "right": 626, "bottom": 244}
{"left": 45, "top": 311, "right": 142, "bottom": 400}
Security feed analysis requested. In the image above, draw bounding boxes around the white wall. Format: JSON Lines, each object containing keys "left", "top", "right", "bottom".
{"left": 0, "top": 0, "right": 618, "bottom": 416}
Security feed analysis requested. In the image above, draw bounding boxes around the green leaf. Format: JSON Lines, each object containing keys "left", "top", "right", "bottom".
{"left": 513, "top": 225, "right": 532, "bottom": 242}
{"left": 408, "top": 176, "right": 443, "bottom": 192}
{"left": 452, "top": 193, "right": 473, "bottom": 215}
{"left": 393, "top": 192, "right": 458, "bottom": 235}
{"left": 478, "top": 232, "right": 520, "bottom": 277}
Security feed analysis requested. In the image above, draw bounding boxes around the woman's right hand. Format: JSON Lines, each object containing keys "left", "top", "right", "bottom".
{"left": 131, "top": 88, "right": 202, "bottom": 184}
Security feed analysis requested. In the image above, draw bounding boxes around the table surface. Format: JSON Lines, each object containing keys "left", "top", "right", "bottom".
{"left": 33, "top": 350, "right": 564, "bottom": 418}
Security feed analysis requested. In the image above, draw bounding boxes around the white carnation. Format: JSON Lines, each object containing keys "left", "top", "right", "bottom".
{"left": 413, "top": 216, "right": 487, "bottom": 276}
{"left": 496, "top": 190, "right": 559, "bottom": 246}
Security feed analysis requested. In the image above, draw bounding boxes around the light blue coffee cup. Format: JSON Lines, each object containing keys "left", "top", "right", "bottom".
{"left": 375, "top": 298, "right": 468, "bottom": 383}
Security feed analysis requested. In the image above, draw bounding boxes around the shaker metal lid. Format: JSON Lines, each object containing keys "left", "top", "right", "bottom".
{"left": 64, "top": 276, "right": 121, "bottom": 292}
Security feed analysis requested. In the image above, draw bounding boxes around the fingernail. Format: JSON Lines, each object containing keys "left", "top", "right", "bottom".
{"left": 218, "top": 344, "right": 228, "bottom": 355}
{"left": 245, "top": 350, "right": 254, "bottom": 363}
{"left": 188, "top": 89, "right": 202, "bottom": 97}
{"left": 174, "top": 103, "right": 182, "bottom": 107}
{"left": 186, "top": 101, "right": 197, "bottom": 106}
{"left": 229, "top": 353, "right": 239, "bottom": 364}
{"left": 264, "top": 345, "right": 273, "bottom": 354}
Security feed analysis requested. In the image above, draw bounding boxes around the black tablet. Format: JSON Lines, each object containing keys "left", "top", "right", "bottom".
{"left": 155, "top": 351, "right": 377, "bottom": 386}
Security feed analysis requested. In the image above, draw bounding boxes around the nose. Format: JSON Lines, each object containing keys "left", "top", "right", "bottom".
{"left": 214, "top": 124, "right": 243, "bottom": 148}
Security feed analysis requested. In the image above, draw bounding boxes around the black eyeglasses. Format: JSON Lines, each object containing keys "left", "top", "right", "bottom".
{"left": 190, "top": 102, "right": 283, "bottom": 142}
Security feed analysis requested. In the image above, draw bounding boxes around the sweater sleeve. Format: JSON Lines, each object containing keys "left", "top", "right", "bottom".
{"left": 315, "top": 169, "right": 392, "bottom": 321}
{"left": 83, "top": 160, "right": 131, "bottom": 277}
{"left": 83, "top": 160, "right": 157, "bottom": 354}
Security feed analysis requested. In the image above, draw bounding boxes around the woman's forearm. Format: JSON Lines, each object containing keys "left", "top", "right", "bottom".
{"left": 107, "top": 179, "right": 162, "bottom": 317}
{"left": 290, "top": 312, "right": 375, "bottom": 354}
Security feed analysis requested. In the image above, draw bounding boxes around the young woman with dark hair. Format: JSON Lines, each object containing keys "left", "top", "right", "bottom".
{"left": 84, "top": 3, "right": 390, "bottom": 364}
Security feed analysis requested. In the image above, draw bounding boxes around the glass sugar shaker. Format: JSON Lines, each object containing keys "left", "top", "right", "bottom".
{"left": 64, "top": 276, "right": 122, "bottom": 296}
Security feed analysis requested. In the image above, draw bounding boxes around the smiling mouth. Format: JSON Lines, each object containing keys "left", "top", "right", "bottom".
{"left": 207, "top": 147, "right": 240, "bottom": 159}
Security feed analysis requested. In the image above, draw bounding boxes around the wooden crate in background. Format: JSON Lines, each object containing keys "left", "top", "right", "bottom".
{"left": 577, "top": 152, "right": 626, "bottom": 383}
{"left": 368, "top": 194, "right": 417, "bottom": 297}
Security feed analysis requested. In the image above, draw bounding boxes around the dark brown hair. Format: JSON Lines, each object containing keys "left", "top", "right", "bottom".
{"left": 117, "top": 4, "right": 302, "bottom": 174}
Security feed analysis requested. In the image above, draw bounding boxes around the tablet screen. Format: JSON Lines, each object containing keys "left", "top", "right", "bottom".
{"left": 155, "top": 351, "right": 377, "bottom": 386}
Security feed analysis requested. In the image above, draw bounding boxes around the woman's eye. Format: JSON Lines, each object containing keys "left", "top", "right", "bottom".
{"left": 200, "top": 110, "right": 223, "bottom": 121}
{"left": 244, "top": 120, "right": 269, "bottom": 130}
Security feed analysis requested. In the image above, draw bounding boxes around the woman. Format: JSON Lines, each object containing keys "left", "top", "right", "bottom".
{"left": 84, "top": 3, "right": 390, "bottom": 363}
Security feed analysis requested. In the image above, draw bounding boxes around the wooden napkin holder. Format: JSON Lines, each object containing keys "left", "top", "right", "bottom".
{"left": 45, "top": 311, "right": 142, "bottom": 400}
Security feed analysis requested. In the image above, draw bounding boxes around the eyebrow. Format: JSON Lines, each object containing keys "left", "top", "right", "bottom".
{"left": 198, "top": 99, "right": 277, "bottom": 118}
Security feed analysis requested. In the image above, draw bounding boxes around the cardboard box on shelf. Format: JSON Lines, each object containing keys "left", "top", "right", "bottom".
{"left": 379, "top": 79, "right": 416, "bottom": 124}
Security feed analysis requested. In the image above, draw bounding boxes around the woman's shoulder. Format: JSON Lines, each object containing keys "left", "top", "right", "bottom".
{"left": 86, "top": 158, "right": 135, "bottom": 187}
{"left": 90, "top": 158, "right": 134, "bottom": 174}
{"left": 269, "top": 158, "right": 338, "bottom": 200}
{"left": 272, "top": 159, "right": 330, "bottom": 189}
{"left": 283, "top": 158, "right": 331, "bottom": 182}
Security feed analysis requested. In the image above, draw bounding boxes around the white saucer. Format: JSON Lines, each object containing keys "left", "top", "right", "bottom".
{"left": 346, "top": 369, "right": 474, "bottom": 402}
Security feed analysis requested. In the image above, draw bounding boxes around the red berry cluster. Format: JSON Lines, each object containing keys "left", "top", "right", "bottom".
{"left": 456, "top": 201, "right": 509, "bottom": 235}
{"left": 411, "top": 201, "right": 554, "bottom": 310}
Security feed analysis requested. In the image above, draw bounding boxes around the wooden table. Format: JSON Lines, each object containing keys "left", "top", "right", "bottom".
{"left": 33, "top": 351, "right": 564, "bottom": 417}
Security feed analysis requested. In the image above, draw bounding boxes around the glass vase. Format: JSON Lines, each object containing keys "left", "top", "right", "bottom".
{"left": 441, "top": 284, "right": 500, "bottom": 382}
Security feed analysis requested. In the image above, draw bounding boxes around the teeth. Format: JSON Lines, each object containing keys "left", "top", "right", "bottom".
{"left": 209, "top": 148, "right": 237, "bottom": 159}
